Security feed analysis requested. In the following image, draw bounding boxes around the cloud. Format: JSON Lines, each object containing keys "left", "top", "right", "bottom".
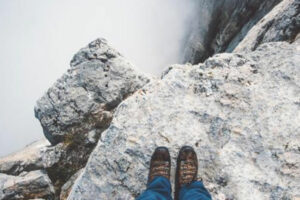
{"left": 0, "top": 0, "right": 197, "bottom": 157}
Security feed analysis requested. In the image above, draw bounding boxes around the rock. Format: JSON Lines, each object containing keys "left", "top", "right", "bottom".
{"left": 68, "top": 40, "right": 300, "bottom": 199}
{"left": 3, "top": 1, "right": 298, "bottom": 199}
{"left": 0, "top": 170, "right": 55, "bottom": 200}
{"left": 182, "top": 0, "right": 281, "bottom": 64}
{"left": 0, "top": 139, "right": 66, "bottom": 199}
{"left": 234, "top": 0, "right": 300, "bottom": 52}
{"left": 33, "top": 38, "right": 150, "bottom": 197}
{"left": 60, "top": 169, "right": 83, "bottom": 200}
{"left": 0, "top": 139, "right": 62, "bottom": 176}
{"left": 35, "top": 38, "right": 150, "bottom": 145}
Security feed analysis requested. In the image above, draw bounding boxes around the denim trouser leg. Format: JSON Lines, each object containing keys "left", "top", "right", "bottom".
{"left": 179, "top": 181, "right": 212, "bottom": 200}
{"left": 136, "top": 176, "right": 173, "bottom": 200}
{"left": 136, "top": 177, "right": 211, "bottom": 200}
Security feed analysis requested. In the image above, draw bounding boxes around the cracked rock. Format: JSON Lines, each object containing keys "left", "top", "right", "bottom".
{"left": 0, "top": 139, "right": 62, "bottom": 176}
{"left": 35, "top": 38, "right": 150, "bottom": 145}
{"left": 0, "top": 170, "right": 55, "bottom": 200}
{"left": 68, "top": 40, "right": 300, "bottom": 200}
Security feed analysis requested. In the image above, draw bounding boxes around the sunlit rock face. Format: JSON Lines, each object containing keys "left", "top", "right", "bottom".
{"left": 68, "top": 39, "right": 300, "bottom": 200}
{"left": 182, "top": 0, "right": 282, "bottom": 64}
{"left": 1, "top": 0, "right": 300, "bottom": 199}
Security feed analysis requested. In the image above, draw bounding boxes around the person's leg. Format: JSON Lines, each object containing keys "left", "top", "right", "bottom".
{"left": 137, "top": 176, "right": 172, "bottom": 200}
{"left": 179, "top": 181, "right": 211, "bottom": 200}
{"left": 175, "top": 146, "right": 212, "bottom": 200}
{"left": 136, "top": 147, "right": 173, "bottom": 200}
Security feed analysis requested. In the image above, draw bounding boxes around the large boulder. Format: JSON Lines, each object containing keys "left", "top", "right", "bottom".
{"left": 0, "top": 170, "right": 55, "bottom": 200}
{"left": 35, "top": 38, "right": 150, "bottom": 145}
{"left": 32, "top": 38, "right": 150, "bottom": 197}
{"left": 68, "top": 40, "right": 300, "bottom": 199}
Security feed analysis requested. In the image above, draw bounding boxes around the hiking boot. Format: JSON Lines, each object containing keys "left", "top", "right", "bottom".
{"left": 148, "top": 147, "right": 171, "bottom": 183}
{"left": 175, "top": 146, "right": 198, "bottom": 200}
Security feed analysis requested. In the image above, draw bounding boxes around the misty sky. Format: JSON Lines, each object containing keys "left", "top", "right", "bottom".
{"left": 0, "top": 0, "right": 196, "bottom": 157}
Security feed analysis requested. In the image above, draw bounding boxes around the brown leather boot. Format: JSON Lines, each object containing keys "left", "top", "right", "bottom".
{"left": 175, "top": 146, "right": 198, "bottom": 200}
{"left": 148, "top": 147, "right": 171, "bottom": 183}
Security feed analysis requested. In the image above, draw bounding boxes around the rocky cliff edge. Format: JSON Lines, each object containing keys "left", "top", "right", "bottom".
{"left": 0, "top": 0, "right": 299, "bottom": 199}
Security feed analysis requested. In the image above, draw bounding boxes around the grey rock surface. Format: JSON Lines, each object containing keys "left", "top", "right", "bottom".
{"left": 35, "top": 38, "right": 150, "bottom": 145}
{"left": 69, "top": 40, "right": 300, "bottom": 200}
{"left": 0, "top": 139, "right": 62, "bottom": 176}
{"left": 32, "top": 38, "right": 151, "bottom": 198}
{"left": 234, "top": 0, "right": 300, "bottom": 52}
{"left": 182, "top": 0, "right": 281, "bottom": 64}
{"left": 0, "top": 170, "right": 55, "bottom": 200}
{"left": 2, "top": 1, "right": 299, "bottom": 199}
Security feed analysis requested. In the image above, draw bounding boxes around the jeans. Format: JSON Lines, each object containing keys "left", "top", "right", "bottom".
{"left": 136, "top": 176, "right": 212, "bottom": 200}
